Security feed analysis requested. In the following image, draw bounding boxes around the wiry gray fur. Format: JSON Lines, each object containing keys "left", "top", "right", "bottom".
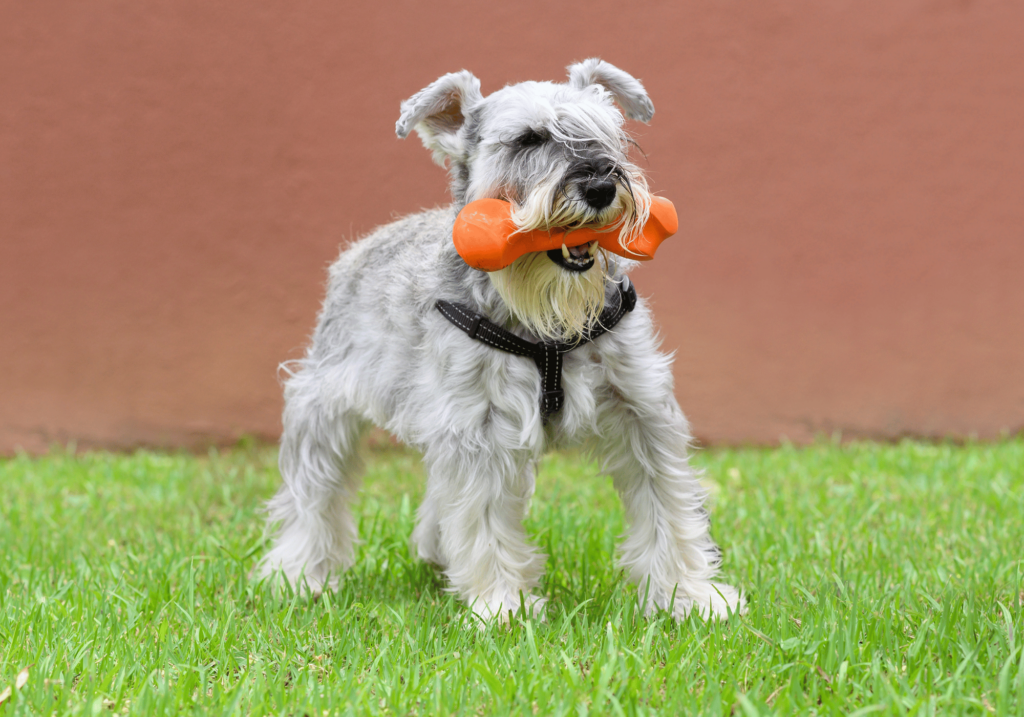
{"left": 258, "top": 60, "right": 742, "bottom": 623}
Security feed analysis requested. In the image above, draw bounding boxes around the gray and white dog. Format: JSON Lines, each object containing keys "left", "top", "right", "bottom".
{"left": 258, "top": 59, "right": 742, "bottom": 622}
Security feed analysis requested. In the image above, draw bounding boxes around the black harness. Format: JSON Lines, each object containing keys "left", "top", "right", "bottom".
{"left": 435, "top": 279, "right": 637, "bottom": 420}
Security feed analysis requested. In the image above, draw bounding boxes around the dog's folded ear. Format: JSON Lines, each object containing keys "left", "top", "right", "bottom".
{"left": 396, "top": 70, "right": 483, "bottom": 165}
{"left": 567, "top": 59, "right": 654, "bottom": 123}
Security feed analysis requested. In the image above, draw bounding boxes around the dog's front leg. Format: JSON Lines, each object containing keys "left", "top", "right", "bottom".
{"left": 599, "top": 393, "right": 743, "bottom": 620}
{"left": 593, "top": 315, "right": 743, "bottom": 620}
{"left": 423, "top": 438, "right": 546, "bottom": 624}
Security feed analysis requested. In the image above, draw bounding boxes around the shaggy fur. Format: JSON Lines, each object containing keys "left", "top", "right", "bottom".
{"left": 258, "top": 59, "right": 742, "bottom": 623}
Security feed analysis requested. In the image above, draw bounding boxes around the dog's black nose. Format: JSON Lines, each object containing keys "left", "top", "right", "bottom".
{"left": 583, "top": 179, "right": 616, "bottom": 210}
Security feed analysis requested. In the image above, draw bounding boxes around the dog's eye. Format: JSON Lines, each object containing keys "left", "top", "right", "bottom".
{"left": 513, "top": 129, "right": 548, "bottom": 151}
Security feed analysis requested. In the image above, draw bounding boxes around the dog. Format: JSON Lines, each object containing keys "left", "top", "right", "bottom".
{"left": 257, "top": 59, "right": 742, "bottom": 623}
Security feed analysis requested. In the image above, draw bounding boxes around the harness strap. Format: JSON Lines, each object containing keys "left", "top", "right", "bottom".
{"left": 436, "top": 279, "right": 637, "bottom": 420}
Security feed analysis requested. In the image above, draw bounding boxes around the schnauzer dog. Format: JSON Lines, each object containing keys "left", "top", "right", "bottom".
{"left": 258, "top": 59, "right": 742, "bottom": 622}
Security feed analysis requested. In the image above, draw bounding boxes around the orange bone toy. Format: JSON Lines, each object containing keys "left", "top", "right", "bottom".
{"left": 452, "top": 196, "right": 678, "bottom": 272}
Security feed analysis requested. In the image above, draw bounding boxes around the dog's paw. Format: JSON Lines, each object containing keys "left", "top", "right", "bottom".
{"left": 466, "top": 593, "right": 547, "bottom": 627}
{"left": 644, "top": 581, "right": 746, "bottom": 621}
{"left": 684, "top": 582, "right": 745, "bottom": 620}
{"left": 252, "top": 556, "right": 338, "bottom": 599}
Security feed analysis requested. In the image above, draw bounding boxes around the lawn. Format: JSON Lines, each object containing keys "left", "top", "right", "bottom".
{"left": 1, "top": 439, "right": 1022, "bottom": 716}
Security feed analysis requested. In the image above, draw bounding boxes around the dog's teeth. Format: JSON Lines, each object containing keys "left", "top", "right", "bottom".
{"left": 562, "top": 243, "right": 570, "bottom": 260}
{"left": 588, "top": 242, "right": 599, "bottom": 257}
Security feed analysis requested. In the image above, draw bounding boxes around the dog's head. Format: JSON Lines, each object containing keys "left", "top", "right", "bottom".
{"left": 397, "top": 59, "right": 654, "bottom": 341}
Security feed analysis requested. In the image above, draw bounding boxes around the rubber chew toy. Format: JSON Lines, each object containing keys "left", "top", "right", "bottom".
{"left": 452, "top": 196, "right": 678, "bottom": 272}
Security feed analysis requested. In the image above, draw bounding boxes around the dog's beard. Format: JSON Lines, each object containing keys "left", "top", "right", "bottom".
{"left": 507, "top": 165, "right": 653, "bottom": 254}
{"left": 489, "top": 165, "right": 650, "bottom": 340}
{"left": 489, "top": 248, "right": 610, "bottom": 342}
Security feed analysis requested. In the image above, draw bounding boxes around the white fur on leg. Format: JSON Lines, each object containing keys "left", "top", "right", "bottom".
{"left": 592, "top": 316, "right": 744, "bottom": 620}
{"left": 606, "top": 414, "right": 745, "bottom": 619}
{"left": 256, "top": 367, "right": 365, "bottom": 595}
{"left": 259, "top": 490, "right": 355, "bottom": 595}
{"left": 424, "top": 438, "right": 548, "bottom": 624}
{"left": 410, "top": 487, "right": 446, "bottom": 568}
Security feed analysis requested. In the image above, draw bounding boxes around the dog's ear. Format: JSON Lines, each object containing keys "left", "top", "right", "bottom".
{"left": 567, "top": 59, "right": 654, "bottom": 123}
{"left": 396, "top": 70, "right": 482, "bottom": 165}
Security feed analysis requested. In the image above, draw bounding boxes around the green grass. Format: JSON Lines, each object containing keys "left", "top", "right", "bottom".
{"left": 1, "top": 440, "right": 1022, "bottom": 716}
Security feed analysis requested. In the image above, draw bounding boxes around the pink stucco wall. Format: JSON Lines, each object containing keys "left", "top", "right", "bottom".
{"left": 2, "top": 1, "right": 1022, "bottom": 452}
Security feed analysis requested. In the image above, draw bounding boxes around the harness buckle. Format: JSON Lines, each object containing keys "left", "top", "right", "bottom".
{"left": 622, "top": 283, "right": 637, "bottom": 312}
{"left": 541, "top": 388, "right": 565, "bottom": 411}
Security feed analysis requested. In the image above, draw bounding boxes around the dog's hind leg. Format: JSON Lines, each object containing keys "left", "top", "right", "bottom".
{"left": 257, "top": 368, "right": 366, "bottom": 595}
{"left": 424, "top": 438, "right": 546, "bottom": 624}
{"left": 410, "top": 483, "right": 446, "bottom": 568}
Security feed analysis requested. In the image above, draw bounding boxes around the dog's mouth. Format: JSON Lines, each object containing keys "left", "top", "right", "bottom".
{"left": 547, "top": 240, "right": 598, "bottom": 272}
